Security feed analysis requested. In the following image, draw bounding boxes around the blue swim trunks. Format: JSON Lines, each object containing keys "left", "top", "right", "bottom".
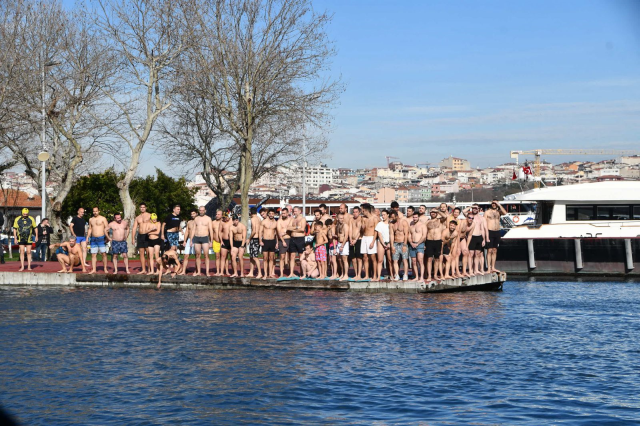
{"left": 76, "top": 236, "right": 86, "bottom": 243}
{"left": 111, "top": 240, "right": 128, "bottom": 255}
{"left": 408, "top": 242, "right": 425, "bottom": 259}
{"left": 166, "top": 232, "right": 180, "bottom": 248}
{"left": 90, "top": 236, "right": 107, "bottom": 254}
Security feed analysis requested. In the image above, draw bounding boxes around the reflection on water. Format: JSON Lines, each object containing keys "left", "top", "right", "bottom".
{"left": 1, "top": 282, "right": 640, "bottom": 424}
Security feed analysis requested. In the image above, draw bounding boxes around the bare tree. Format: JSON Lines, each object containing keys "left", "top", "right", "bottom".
{"left": 178, "top": 0, "right": 342, "bottom": 226}
{"left": 96, "top": 0, "right": 189, "bottom": 248}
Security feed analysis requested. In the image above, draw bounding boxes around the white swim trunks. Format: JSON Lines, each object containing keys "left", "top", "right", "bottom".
{"left": 336, "top": 241, "right": 349, "bottom": 256}
{"left": 360, "top": 235, "right": 377, "bottom": 255}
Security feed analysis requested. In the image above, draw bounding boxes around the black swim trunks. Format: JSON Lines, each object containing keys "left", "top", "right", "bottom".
{"left": 222, "top": 239, "right": 232, "bottom": 250}
{"left": 469, "top": 235, "right": 484, "bottom": 251}
{"left": 233, "top": 240, "right": 243, "bottom": 248}
{"left": 289, "top": 236, "right": 305, "bottom": 254}
{"left": 487, "top": 230, "right": 501, "bottom": 249}
{"left": 137, "top": 233, "right": 148, "bottom": 249}
{"left": 442, "top": 244, "right": 451, "bottom": 256}
{"left": 349, "top": 239, "right": 363, "bottom": 260}
{"left": 425, "top": 240, "right": 442, "bottom": 258}
{"left": 262, "top": 239, "right": 276, "bottom": 253}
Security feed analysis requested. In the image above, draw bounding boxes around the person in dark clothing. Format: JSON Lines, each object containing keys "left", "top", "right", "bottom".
{"left": 70, "top": 208, "right": 89, "bottom": 267}
{"left": 0, "top": 213, "right": 5, "bottom": 264}
{"left": 35, "top": 218, "right": 54, "bottom": 261}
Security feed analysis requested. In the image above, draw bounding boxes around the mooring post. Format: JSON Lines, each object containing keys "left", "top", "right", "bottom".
{"left": 574, "top": 238, "right": 583, "bottom": 270}
{"left": 625, "top": 239, "right": 634, "bottom": 270}
{"left": 527, "top": 239, "right": 536, "bottom": 269}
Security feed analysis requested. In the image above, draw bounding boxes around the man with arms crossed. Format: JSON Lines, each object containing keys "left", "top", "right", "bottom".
{"left": 277, "top": 208, "right": 292, "bottom": 278}
{"left": 70, "top": 207, "right": 89, "bottom": 268}
{"left": 248, "top": 208, "right": 262, "bottom": 278}
{"left": 229, "top": 215, "right": 246, "bottom": 278}
{"left": 162, "top": 205, "right": 182, "bottom": 251}
{"left": 179, "top": 210, "right": 198, "bottom": 275}
{"left": 87, "top": 207, "right": 110, "bottom": 274}
{"left": 390, "top": 210, "right": 409, "bottom": 281}
{"left": 485, "top": 199, "right": 507, "bottom": 273}
{"left": 108, "top": 213, "right": 130, "bottom": 274}
{"left": 132, "top": 203, "right": 151, "bottom": 274}
{"left": 408, "top": 212, "right": 426, "bottom": 282}
{"left": 260, "top": 208, "right": 278, "bottom": 278}
{"left": 466, "top": 204, "right": 489, "bottom": 275}
{"left": 192, "top": 206, "right": 214, "bottom": 276}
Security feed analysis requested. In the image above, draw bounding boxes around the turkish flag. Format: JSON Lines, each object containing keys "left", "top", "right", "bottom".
{"left": 512, "top": 170, "right": 517, "bottom": 180}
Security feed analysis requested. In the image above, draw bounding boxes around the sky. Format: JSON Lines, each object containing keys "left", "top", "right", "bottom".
{"left": 310, "top": 0, "right": 640, "bottom": 169}
{"left": 61, "top": 0, "right": 640, "bottom": 175}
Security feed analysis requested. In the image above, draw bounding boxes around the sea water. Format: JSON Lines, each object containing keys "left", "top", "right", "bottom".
{"left": 1, "top": 281, "right": 639, "bottom": 425}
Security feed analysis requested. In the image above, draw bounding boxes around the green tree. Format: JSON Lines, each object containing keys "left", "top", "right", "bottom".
{"left": 61, "top": 169, "right": 122, "bottom": 220}
{"left": 130, "top": 170, "right": 197, "bottom": 219}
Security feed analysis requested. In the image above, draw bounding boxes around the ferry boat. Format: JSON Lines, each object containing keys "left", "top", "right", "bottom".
{"left": 497, "top": 181, "right": 640, "bottom": 276}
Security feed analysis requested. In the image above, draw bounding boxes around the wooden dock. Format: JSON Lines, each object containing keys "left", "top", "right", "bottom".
{"left": 0, "top": 271, "right": 506, "bottom": 293}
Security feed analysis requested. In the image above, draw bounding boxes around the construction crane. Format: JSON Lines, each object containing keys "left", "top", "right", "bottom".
{"left": 386, "top": 156, "right": 400, "bottom": 168}
{"left": 510, "top": 149, "right": 640, "bottom": 188}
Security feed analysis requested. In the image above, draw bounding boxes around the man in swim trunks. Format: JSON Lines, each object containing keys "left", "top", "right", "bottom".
{"left": 229, "top": 215, "right": 247, "bottom": 277}
{"left": 132, "top": 203, "right": 151, "bottom": 274}
{"left": 216, "top": 213, "right": 232, "bottom": 276}
{"left": 390, "top": 210, "right": 409, "bottom": 281}
{"left": 13, "top": 208, "right": 37, "bottom": 271}
{"left": 70, "top": 207, "right": 89, "bottom": 268}
{"left": 108, "top": 213, "right": 130, "bottom": 274}
{"left": 286, "top": 206, "right": 306, "bottom": 278}
{"left": 441, "top": 220, "right": 459, "bottom": 279}
{"left": 87, "top": 207, "right": 110, "bottom": 274}
{"left": 408, "top": 212, "right": 426, "bottom": 282}
{"left": 193, "top": 206, "right": 214, "bottom": 276}
{"left": 162, "top": 205, "right": 182, "bottom": 251}
{"left": 335, "top": 213, "right": 351, "bottom": 280}
{"left": 248, "top": 208, "right": 262, "bottom": 278}
{"left": 259, "top": 208, "right": 278, "bottom": 278}
{"left": 50, "top": 236, "right": 84, "bottom": 273}
{"left": 457, "top": 213, "right": 473, "bottom": 277}
{"left": 466, "top": 205, "right": 489, "bottom": 275}
{"left": 485, "top": 199, "right": 507, "bottom": 273}
{"left": 348, "top": 206, "right": 363, "bottom": 279}
{"left": 359, "top": 204, "right": 378, "bottom": 280}
{"left": 179, "top": 210, "right": 198, "bottom": 275}
{"left": 425, "top": 208, "right": 447, "bottom": 281}
{"left": 276, "top": 208, "right": 292, "bottom": 278}
{"left": 211, "top": 210, "right": 222, "bottom": 273}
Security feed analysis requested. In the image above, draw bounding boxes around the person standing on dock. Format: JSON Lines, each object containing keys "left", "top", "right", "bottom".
{"left": 457, "top": 214, "right": 473, "bottom": 277}
{"left": 276, "top": 208, "right": 292, "bottom": 278}
{"left": 408, "top": 212, "right": 426, "bottom": 282}
{"left": 259, "top": 208, "right": 278, "bottom": 278}
{"left": 441, "top": 220, "right": 459, "bottom": 279}
{"left": 132, "top": 203, "right": 151, "bottom": 274}
{"left": 374, "top": 209, "right": 393, "bottom": 281}
{"left": 390, "top": 210, "right": 409, "bottom": 281}
{"left": 70, "top": 208, "right": 89, "bottom": 269}
{"left": 485, "top": 199, "right": 507, "bottom": 273}
{"left": 162, "top": 205, "right": 182, "bottom": 251}
{"left": 319, "top": 203, "right": 331, "bottom": 223}
{"left": 13, "top": 208, "right": 37, "bottom": 271}
{"left": 34, "top": 218, "right": 53, "bottom": 262}
{"left": 249, "top": 208, "right": 263, "bottom": 278}
{"left": 348, "top": 206, "right": 363, "bottom": 279}
{"left": 87, "top": 207, "right": 110, "bottom": 275}
{"left": 212, "top": 210, "right": 222, "bottom": 274}
{"left": 312, "top": 217, "right": 328, "bottom": 279}
{"left": 217, "top": 213, "right": 232, "bottom": 276}
{"left": 425, "top": 208, "right": 447, "bottom": 281}
{"left": 192, "top": 206, "right": 214, "bottom": 277}
{"left": 286, "top": 206, "right": 307, "bottom": 278}
{"left": 466, "top": 205, "right": 489, "bottom": 275}
{"left": 179, "top": 210, "right": 198, "bottom": 275}
{"left": 107, "top": 213, "right": 130, "bottom": 274}
{"left": 229, "top": 215, "right": 246, "bottom": 278}
{"left": 335, "top": 213, "right": 350, "bottom": 280}
{"left": 359, "top": 204, "right": 378, "bottom": 281}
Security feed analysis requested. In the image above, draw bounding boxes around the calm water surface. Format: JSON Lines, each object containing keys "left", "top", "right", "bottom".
{"left": 1, "top": 281, "right": 640, "bottom": 425}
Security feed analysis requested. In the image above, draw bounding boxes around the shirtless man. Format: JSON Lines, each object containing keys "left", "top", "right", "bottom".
{"left": 466, "top": 204, "right": 489, "bottom": 275}
{"left": 425, "top": 208, "right": 447, "bottom": 281}
{"left": 179, "top": 210, "right": 198, "bottom": 275}
{"left": 286, "top": 206, "right": 306, "bottom": 278}
{"left": 335, "top": 213, "right": 350, "bottom": 280}
{"left": 441, "top": 220, "right": 459, "bottom": 279}
{"left": 418, "top": 205, "right": 429, "bottom": 224}
{"left": 216, "top": 214, "right": 232, "bottom": 276}
{"left": 457, "top": 214, "right": 473, "bottom": 277}
{"left": 107, "top": 213, "right": 130, "bottom": 274}
{"left": 229, "top": 215, "right": 246, "bottom": 277}
{"left": 485, "top": 199, "right": 507, "bottom": 273}
{"left": 132, "top": 203, "right": 151, "bottom": 274}
{"left": 192, "top": 206, "right": 214, "bottom": 276}
{"left": 248, "top": 208, "right": 262, "bottom": 278}
{"left": 156, "top": 243, "right": 182, "bottom": 289}
{"left": 260, "top": 208, "right": 278, "bottom": 278}
{"left": 275, "top": 208, "right": 291, "bottom": 277}
{"left": 359, "top": 204, "right": 377, "bottom": 281}
{"left": 408, "top": 212, "right": 426, "bottom": 282}
{"left": 348, "top": 206, "right": 364, "bottom": 279}
{"left": 390, "top": 201, "right": 406, "bottom": 222}
{"left": 406, "top": 206, "right": 415, "bottom": 225}
{"left": 212, "top": 210, "right": 223, "bottom": 274}
{"left": 319, "top": 203, "right": 331, "bottom": 223}
{"left": 390, "top": 210, "right": 409, "bottom": 281}
{"left": 87, "top": 207, "right": 110, "bottom": 274}
{"left": 51, "top": 236, "right": 84, "bottom": 273}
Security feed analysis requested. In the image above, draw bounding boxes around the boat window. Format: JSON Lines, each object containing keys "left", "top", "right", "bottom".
{"left": 567, "top": 205, "right": 636, "bottom": 221}
{"left": 567, "top": 205, "right": 595, "bottom": 221}
{"left": 597, "top": 205, "right": 631, "bottom": 220}
{"left": 635, "top": 206, "right": 640, "bottom": 220}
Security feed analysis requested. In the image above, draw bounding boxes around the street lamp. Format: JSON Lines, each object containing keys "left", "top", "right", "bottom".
{"left": 40, "top": 59, "right": 60, "bottom": 221}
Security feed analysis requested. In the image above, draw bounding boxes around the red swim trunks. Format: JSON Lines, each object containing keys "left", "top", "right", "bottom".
{"left": 315, "top": 244, "right": 327, "bottom": 261}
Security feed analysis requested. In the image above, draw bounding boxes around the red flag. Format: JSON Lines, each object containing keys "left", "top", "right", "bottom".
{"left": 523, "top": 165, "right": 532, "bottom": 180}
{"left": 512, "top": 170, "right": 517, "bottom": 180}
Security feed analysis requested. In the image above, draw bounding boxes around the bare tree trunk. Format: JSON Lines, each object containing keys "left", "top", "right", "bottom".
{"left": 118, "top": 147, "right": 141, "bottom": 256}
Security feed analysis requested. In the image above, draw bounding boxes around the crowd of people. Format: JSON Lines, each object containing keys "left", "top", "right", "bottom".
{"left": 7, "top": 200, "right": 508, "bottom": 287}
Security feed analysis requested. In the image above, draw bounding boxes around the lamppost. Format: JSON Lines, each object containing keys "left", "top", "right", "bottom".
{"left": 39, "top": 58, "right": 60, "bottom": 221}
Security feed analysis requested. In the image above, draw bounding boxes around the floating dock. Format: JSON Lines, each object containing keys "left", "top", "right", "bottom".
{"left": 0, "top": 271, "right": 505, "bottom": 293}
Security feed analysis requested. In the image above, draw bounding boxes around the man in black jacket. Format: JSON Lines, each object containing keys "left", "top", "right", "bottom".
{"left": 35, "top": 218, "right": 54, "bottom": 261}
